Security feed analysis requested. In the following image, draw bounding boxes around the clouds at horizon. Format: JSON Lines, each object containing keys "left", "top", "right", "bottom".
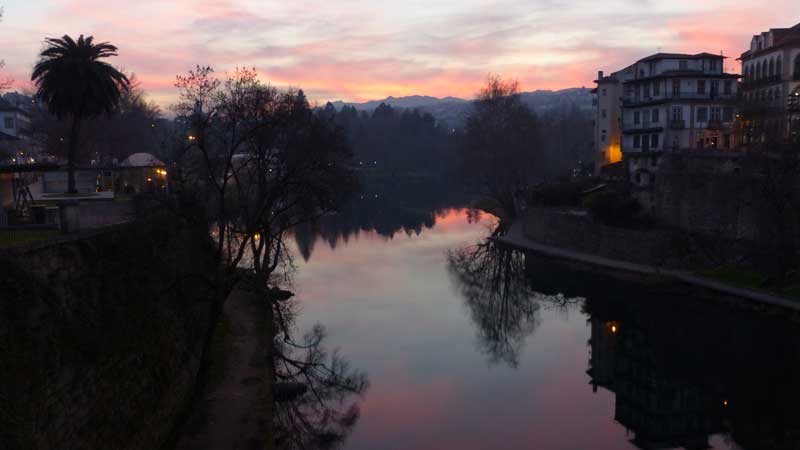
{"left": 1, "top": 0, "right": 798, "bottom": 107}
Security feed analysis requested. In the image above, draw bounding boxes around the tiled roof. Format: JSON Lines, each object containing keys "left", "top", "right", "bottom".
{"left": 740, "top": 22, "right": 800, "bottom": 60}
{"left": 638, "top": 52, "right": 725, "bottom": 63}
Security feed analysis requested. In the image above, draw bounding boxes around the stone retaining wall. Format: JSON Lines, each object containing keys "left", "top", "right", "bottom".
{"left": 0, "top": 214, "right": 221, "bottom": 450}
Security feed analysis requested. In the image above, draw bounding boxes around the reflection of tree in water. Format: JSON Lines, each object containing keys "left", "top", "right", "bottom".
{"left": 448, "top": 234, "right": 581, "bottom": 367}
{"left": 271, "top": 295, "right": 369, "bottom": 450}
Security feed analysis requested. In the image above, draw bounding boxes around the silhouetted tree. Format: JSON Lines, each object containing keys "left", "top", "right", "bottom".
{"left": 172, "top": 67, "right": 365, "bottom": 449}
{"left": 29, "top": 75, "right": 165, "bottom": 164}
{"left": 0, "top": 8, "right": 12, "bottom": 91}
{"left": 459, "top": 75, "right": 541, "bottom": 218}
{"left": 31, "top": 34, "right": 129, "bottom": 193}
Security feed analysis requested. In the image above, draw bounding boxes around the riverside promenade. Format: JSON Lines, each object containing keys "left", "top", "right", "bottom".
{"left": 492, "top": 221, "right": 800, "bottom": 312}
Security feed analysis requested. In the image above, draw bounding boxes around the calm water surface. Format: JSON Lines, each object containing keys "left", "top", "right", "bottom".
{"left": 292, "top": 209, "right": 800, "bottom": 450}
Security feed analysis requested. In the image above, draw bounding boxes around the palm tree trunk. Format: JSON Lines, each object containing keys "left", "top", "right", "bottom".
{"left": 67, "top": 115, "right": 82, "bottom": 194}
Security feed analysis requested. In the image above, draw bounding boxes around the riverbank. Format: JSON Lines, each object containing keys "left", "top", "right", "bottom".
{"left": 493, "top": 220, "right": 800, "bottom": 312}
{"left": 172, "top": 285, "right": 273, "bottom": 450}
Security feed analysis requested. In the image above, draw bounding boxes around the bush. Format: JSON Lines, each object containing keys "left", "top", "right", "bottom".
{"left": 583, "top": 191, "right": 645, "bottom": 227}
{"left": 529, "top": 178, "right": 599, "bottom": 207}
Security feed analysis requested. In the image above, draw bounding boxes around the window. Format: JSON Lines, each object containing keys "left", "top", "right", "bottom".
{"left": 601, "top": 109, "right": 607, "bottom": 118}
{"left": 679, "top": 60, "right": 688, "bottom": 70}
{"left": 633, "top": 135, "right": 641, "bottom": 148}
{"left": 652, "top": 108, "right": 660, "bottom": 123}
{"left": 653, "top": 82, "right": 660, "bottom": 96}
{"left": 651, "top": 134, "right": 659, "bottom": 148}
{"left": 777, "top": 58, "right": 782, "bottom": 78}
{"left": 710, "top": 80, "right": 719, "bottom": 97}
{"left": 724, "top": 80, "right": 732, "bottom": 95}
{"left": 723, "top": 107, "right": 734, "bottom": 121}
{"left": 644, "top": 83, "right": 651, "bottom": 97}
{"left": 643, "top": 110, "right": 650, "bottom": 124}
{"left": 672, "top": 106, "right": 683, "bottom": 121}
{"left": 697, "top": 80, "right": 706, "bottom": 94}
{"left": 794, "top": 55, "right": 800, "bottom": 78}
{"left": 672, "top": 79, "right": 681, "bottom": 97}
{"left": 697, "top": 107, "right": 708, "bottom": 122}
{"left": 634, "top": 111, "right": 641, "bottom": 125}
{"left": 711, "top": 107, "right": 721, "bottom": 121}
{"left": 602, "top": 88, "right": 607, "bottom": 96}
{"left": 3, "top": 117, "right": 13, "bottom": 129}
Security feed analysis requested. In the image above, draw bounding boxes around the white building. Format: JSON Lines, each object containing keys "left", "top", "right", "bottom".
{"left": 593, "top": 53, "right": 740, "bottom": 178}
{"left": 739, "top": 22, "right": 800, "bottom": 140}
{"left": 620, "top": 53, "right": 739, "bottom": 156}
{"left": 0, "top": 97, "right": 33, "bottom": 164}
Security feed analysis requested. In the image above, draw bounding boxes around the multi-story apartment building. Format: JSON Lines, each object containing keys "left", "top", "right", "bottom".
{"left": 593, "top": 53, "right": 740, "bottom": 176}
{"left": 739, "top": 22, "right": 800, "bottom": 141}
{"left": 620, "top": 53, "right": 740, "bottom": 155}
{"left": 0, "top": 97, "right": 32, "bottom": 164}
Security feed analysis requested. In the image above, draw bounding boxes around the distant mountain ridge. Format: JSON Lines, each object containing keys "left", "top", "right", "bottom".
{"left": 326, "top": 88, "right": 593, "bottom": 127}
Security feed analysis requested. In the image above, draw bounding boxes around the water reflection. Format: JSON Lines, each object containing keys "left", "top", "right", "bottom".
{"left": 448, "top": 237, "right": 534, "bottom": 367}
{"left": 293, "top": 209, "right": 800, "bottom": 450}
{"left": 525, "top": 254, "right": 800, "bottom": 450}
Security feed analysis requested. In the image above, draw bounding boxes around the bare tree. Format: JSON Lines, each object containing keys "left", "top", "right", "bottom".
{"left": 172, "top": 66, "right": 365, "bottom": 449}
{"left": 0, "top": 8, "right": 13, "bottom": 91}
{"left": 459, "top": 75, "right": 541, "bottom": 218}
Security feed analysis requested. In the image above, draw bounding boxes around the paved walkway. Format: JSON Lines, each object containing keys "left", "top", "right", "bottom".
{"left": 493, "top": 221, "right": 800, "bottom": 311}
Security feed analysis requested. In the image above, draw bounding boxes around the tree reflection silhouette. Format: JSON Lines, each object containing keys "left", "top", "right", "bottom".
{"left": 448, "top": 230, "right": 582, "bottom": 367}
{"left": 448, "top": 234, "right": 539, "bottom": 367}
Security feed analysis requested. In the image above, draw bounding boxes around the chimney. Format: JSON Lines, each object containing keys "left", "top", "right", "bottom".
{"left": 597, "top": 71, "right": 604, "bottom": 81}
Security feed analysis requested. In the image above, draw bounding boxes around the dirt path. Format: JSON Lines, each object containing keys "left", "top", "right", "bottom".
{"left": 174, "top": 287, "right": 271, "bottom": 450}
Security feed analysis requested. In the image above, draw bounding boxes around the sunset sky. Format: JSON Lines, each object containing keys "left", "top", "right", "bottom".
{"left": 1, "top": 1, "right": 798, "bottom": 107}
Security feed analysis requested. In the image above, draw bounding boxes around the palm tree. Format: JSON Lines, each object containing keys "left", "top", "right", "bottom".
{"left": 31, "top": 35, "right": 129, "bottom": 193}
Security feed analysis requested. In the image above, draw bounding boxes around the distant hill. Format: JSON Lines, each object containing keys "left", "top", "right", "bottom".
{"left": 325, "top": 88, "right": 593, "bottom": 128}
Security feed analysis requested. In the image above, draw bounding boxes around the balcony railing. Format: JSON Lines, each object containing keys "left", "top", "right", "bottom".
{"left": 742, "top": 75, "right": 782, "bottom": 88}
{"left": 623, "top": 92, "right": 736, "bottom": 106}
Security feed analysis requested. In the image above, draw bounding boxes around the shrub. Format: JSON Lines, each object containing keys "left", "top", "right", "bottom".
{"left": 529, "top": 178, "right": 599, "bottom": 207}
{"left": 583, "top": 191, "right": 644, "bottom": 227}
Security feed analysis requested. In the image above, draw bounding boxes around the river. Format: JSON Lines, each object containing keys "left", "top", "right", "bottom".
{"left": 291, "top": 208, "right": 800, "bottom": 450}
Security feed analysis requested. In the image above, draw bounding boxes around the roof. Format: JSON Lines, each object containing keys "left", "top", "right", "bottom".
{"left": 740, "top": 22, "right": 800, "bottom": 60}
{"left": 638, "top": 52, "right": 726, "bottom": 63}
{"left": 120, "top": 152, "right": 166, "bottom": 168}
{"left": 623, "top": 71, "right": 740, "bottom": 84}
{"left": 0, "top": 130, "right": 19, "bottom": 141}
{"left": 0, "top": 98, "right": 28, "bottom": 115}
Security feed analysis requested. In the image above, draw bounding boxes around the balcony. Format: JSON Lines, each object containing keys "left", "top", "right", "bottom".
{"left": 623, "top": 92, "right": 736, "bottom": 106}
{"left": 669, "top": 120, "right": 685, "bottom": 130}
{"left": 742, "top": 75, "right": 782, "bottom": 89}
{"left": 706, "top": 120, "right": 724, "bottom": 130}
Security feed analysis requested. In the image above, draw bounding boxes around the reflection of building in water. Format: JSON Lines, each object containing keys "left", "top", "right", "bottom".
{"left": 525, "top": 253, "right": 800, "bottom": 450}
{"left": 588, "top": 317, "right": 724, "bottom": 450}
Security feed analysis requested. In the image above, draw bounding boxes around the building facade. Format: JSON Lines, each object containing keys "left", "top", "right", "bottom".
{"left": 620, "top": 53, "right": 740, "bottom": 156}
{"left": 0, "top": 97, "right": 33, "bottom": 164}
{"left": 593, "top": 53, "right": 740, "bottom": 179}
{"left": 739, "top": 22, "right": 800, "bottom": 141}
{"left": 592, "top": 69, "right": 632, "bottom": 173}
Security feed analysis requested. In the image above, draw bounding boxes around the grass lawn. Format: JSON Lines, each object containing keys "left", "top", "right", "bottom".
{"left": 0, "top": 229, "right": 60, "bottom": 248}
